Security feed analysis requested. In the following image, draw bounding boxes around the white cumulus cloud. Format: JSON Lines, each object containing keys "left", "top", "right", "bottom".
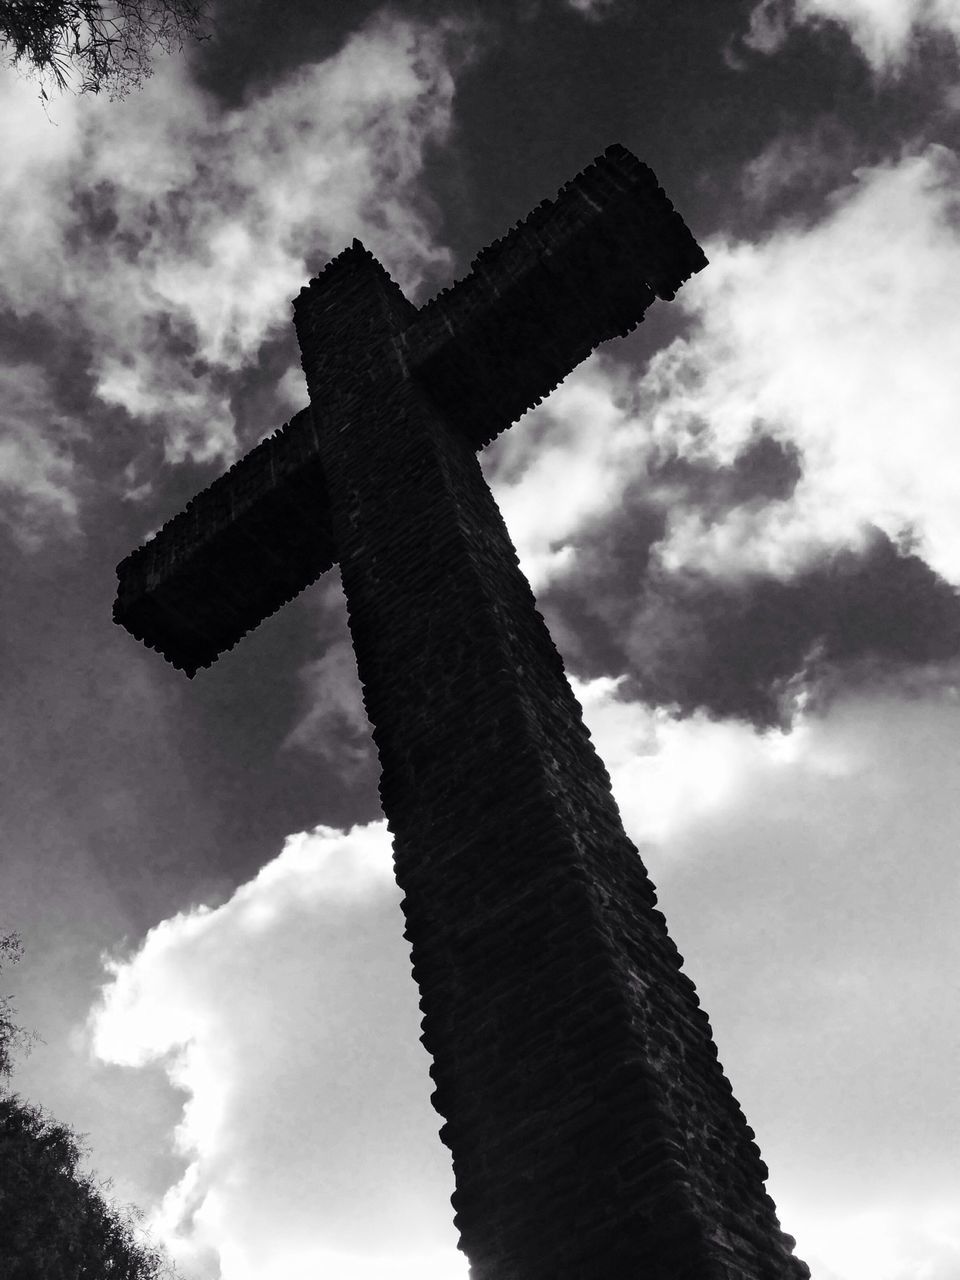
{"left": 89, "top": 821, "right": 465, "bottom": 1280}
{"left": 486, "top": 144, "right": 960, "bottom": 592}
{"left": 86, "top": 682, "right": 960, "bottom": 1280}
{"left": 570, "top": 673, "right": 855, "bottom": 845}
{"left": 642, "top": 144, "right": 960, "bottom": 584}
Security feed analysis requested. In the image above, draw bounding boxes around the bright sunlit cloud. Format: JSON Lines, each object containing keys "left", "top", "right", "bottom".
{"left": 484, "top": 354, "right": 639, "bottom": 588}
{"left": 643, "top": 144, "right": 960, "bottom": 583}
{"left": 789, "top": 1201, "right": 960, "bottom": 1280}
{"left": 570, "top": 673, "right": 858, "bottom": 845}
{"left": 594, "top": 682, "right": 960, "bottom": 1280}
{"left": 89, "top": 820, "right": 465, "bottom": 1280}
{"left": 487, "top": 144, "right": 960, "bottom": 594}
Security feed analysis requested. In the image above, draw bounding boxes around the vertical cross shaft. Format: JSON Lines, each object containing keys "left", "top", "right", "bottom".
{"left": 292, "top": 251, "right": 808, "bottom": 1279}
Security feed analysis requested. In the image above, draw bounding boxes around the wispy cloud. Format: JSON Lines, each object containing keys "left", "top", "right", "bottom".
{"left": 0, "top": 362, "right": 84, "bottom": 549}
{"left": 563, "top": 0, "right": 624, "bottom": 20}
{"left": 0, "top": 10, "right": 476, "bottom": 543}
{"left": 282, "top": 638, "right": 373, "bottom": 775}
{"left": 738, "top": 116, "right": 862, "bottom": 212}
{"left": 737, "top": 0, "right": 960, "bottom": 74}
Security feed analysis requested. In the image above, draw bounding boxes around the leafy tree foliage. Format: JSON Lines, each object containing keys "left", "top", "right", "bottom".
{"left": 0, "top": 932, "right": 178, "bottom": 1279}
{"left": 0, "top": 933, "right": 36, "bottom": 1081}
{"left": 0, "top": 0, "right": 210, "bottom": 99}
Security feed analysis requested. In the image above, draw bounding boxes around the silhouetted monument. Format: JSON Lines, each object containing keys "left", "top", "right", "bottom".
{"left": 115, "top": 145, "right": 809, "bottom": 1279}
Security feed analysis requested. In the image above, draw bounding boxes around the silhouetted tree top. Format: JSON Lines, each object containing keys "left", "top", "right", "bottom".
{"left": 0, "top": 933, "right": 36, "bottom": 1081}
{"left": 0, "top": 933, "right": 179, "bottom": 1278}
{"left": 1, "top": 1096, "right": 179, "bottom": 1279}
{"left": 0, "top": 0, "right": 210, "bottom": 99}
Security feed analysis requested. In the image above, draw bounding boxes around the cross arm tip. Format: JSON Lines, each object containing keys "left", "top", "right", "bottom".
{"left": 113, "top": 408, "right": 340, "bottom": 676}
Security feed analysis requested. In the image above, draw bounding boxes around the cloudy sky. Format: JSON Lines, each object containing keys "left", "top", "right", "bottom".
{"left": 2, "top": 0, "right": 959, "bottom": 1276}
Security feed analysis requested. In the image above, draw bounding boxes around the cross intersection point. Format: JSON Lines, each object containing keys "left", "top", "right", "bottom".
{"left": 114, "top": 144, "right": 809, "bottom": 1280}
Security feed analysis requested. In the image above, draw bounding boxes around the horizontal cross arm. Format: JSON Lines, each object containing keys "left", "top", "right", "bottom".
{"left": 113, "top": 408, "right": 338, "bottom": 676}
{"left": 403, "top": 143, "right": 707, "bottom": 450}
{"left": 114, "top": 145, "right": 707, "bottom": 679}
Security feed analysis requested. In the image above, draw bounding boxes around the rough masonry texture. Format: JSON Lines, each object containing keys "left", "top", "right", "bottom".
{"left": 115, "top": 145, "right": 809, "bottom": 1279}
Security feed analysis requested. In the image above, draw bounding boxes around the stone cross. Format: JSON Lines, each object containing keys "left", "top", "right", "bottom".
{"left": 114, "top": 145, "right": 808, "bottom": 1280}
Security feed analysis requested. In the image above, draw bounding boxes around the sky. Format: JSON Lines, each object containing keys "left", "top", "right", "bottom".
{"left": 1, "top": 0, "right": 959, "bottom": 1277}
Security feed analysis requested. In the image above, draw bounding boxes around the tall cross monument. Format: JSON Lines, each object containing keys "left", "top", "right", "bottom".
{"left": 115, "top": 145, "right": 809, "bottom": 1280}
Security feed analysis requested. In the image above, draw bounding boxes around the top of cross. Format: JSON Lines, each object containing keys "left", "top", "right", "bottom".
{"left": 114, "top": 144, "right": 706, "bottom": 676}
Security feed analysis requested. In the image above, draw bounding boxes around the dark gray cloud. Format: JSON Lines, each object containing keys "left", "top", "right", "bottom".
{"left": 541, "top": 436, "right": 960, "bottom": 727}
{"left": 626, "top": 532, "right": 960, "bottom": 726}
{"left": 0, "top": 306, "right": 97, "bottom": 413}
{"left": 654, "top": 432, "right": 803, "bottom": 511}
{"left": 539, "top": 429, "right": 802, "bottom": 671}
{"left": 225, "top": 326, "right": 302, "bottom": 445}
{"left": 64, "top": 180, "right": 121, "bottom": 251}
{"left": 190, "top": 0, "right": 488, "bottom": 104}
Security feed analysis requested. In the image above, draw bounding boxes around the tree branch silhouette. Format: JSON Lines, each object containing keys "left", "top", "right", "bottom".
{"left": 0, "top": 0, "right": 211, "bottom": 100}
{"left": 0, "top": 933, "right": 180, "bottom": 1278}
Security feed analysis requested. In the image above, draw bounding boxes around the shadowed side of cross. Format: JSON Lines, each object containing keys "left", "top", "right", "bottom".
{"left": 114, "top": 144, "right": 706, "bottom": 676}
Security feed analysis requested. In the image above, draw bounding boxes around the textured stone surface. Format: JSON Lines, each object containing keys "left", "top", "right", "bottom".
{"left": 115, "top": 144, "right": 809, "bottom": 1278}
{"left": 114, "top": 407, "right": 337, "bottom": 674}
